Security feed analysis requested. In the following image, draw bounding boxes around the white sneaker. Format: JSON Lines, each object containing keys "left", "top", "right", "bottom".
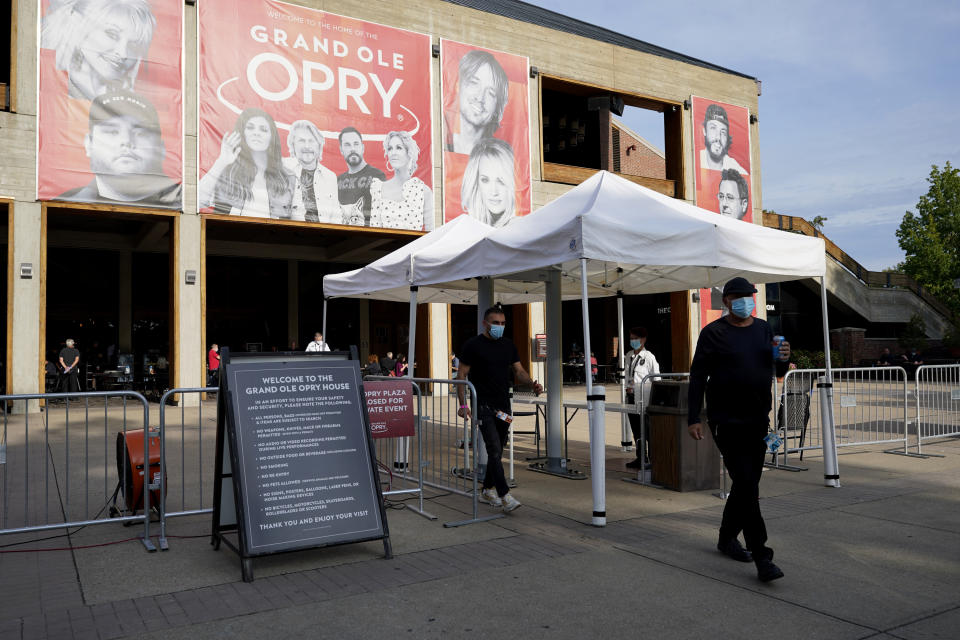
{"left": 480, "top": 488, "right": 502, "bottom": 506}
{"left": 501, "top": 493, "right": 521, "bottom": 513}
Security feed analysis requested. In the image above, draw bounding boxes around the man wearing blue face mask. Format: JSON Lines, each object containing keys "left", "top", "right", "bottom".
{"left": 688, "top": 277, "right": 791, "bottom": 582}
{"left": 624, "top": 326, "right": 660, "bottom": 469}
{"left": 456, "top": 306, "right": 543, "bottom": 513}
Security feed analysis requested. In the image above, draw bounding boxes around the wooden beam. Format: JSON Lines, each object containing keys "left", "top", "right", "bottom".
{"left": 201, "top": 213, "right": 424, "bottom": 238}
{"left": 169, "top": 216, "right": 179, "bottom": 393}
{"left": 134, "top": 220, "right": 170, "bottom": 251}
{"left": 4, "top": 200, "right": 12, "bottom": 394}
{"left": 542, "top": 162, "right": 675, "bottom": 196}
{"left": 38, "top": 205, "right": 47, "bottom": 397}
{"left": 44, "top": 201, "right": 179, "bottom": 218}
{"left": 670, "top": 290, "right": 690, "bottom": 372}
{"left": 331, "top": 237, "right": 392, "bottom": 262}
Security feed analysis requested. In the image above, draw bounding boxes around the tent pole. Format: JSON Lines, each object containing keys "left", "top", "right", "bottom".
{"left": 394, "top": 286, "right": 419, "bottom": 472}
{"left": 321, "top": 298, "right": 328, "bottom": 350}
{"left": 545, "top": 270, "right": 564, "bottom": 470}
{"left": 819, "top": 276, "right": 840, "bottom": 487}
{"left": 581, "top": 259, "right": 606, "bottom": 526}
{"left": 617, "top": 289, "right": 630, "bottom": 451}
{"left": 407, "top": 286, "right": 418, "bottom": 377}
{"left": 477, "top": 278, "right": 494, "bottom": 332}
{"left": 474, "top": 278, "right": 494, "bottom": 475}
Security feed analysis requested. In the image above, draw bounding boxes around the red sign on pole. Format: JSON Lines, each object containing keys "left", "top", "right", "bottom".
{"left": 364, "top": 380, "right": 415, "bottom": 439}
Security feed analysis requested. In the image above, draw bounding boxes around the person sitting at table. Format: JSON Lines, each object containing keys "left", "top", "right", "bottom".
{"left": 876, "top": 348, "right": 895, "bottom": 366}
{"left": 590, "top": 352, "right": 598, "bottom": 382}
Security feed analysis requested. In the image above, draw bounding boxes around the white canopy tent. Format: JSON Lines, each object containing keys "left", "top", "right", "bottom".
{"left": 405, "top": 171, "right": 838, "bottom": 525}
{"left": 324, "top": 171, "right": 838, "bottom": 525}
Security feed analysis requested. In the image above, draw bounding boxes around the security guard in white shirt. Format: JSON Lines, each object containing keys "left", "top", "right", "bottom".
{"left": 624, "top": 326, "right": 660, "bottom": 469}
{"left": 305, "top": 332, "right": 331, "bottom": 352}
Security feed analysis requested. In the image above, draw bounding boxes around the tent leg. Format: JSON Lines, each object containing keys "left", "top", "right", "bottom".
{"left": 321, "top": 298, "right": 328, "bottom": 349}
{"left": 527, "top": 270, "right": 584, "bottom": 480}
{"left": 617, "top": 289, "right": 630, "bottom": 451}
{"left": 581, "top": 259, "right": 606, "bottom": 526}
{"left": 395, "top": 286, "right": 418, "bottom": 472}
{"left": 474, "top": 279, "right": 493, "bottom": 476}
{"left": 819, "top": 276, "right": 840, "bottom": 487}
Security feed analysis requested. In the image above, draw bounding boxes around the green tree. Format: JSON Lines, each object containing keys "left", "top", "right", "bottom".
{"left": 896, "top": 162, "right": 960, "bottom": 315}
{"left": 811, "top": 215, "right": 828, "bottom": 231}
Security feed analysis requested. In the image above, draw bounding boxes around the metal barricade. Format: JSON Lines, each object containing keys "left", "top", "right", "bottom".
{"left": 915, "top": 364, "right": 960, "bottom": 455}
{"left": 779, "top": 367, "right": 909, "bottom": 457}
{"left": 361, "top": 378, "right": 436, "bottom": 521}
{"left": 155, "top": 387, "right": 219, "bottom": 550}
{"left": 0, "top": 391, "right": 157, "bottom": 551}
{"left": 399, "top": 377, "right": 503, "bottom": 527}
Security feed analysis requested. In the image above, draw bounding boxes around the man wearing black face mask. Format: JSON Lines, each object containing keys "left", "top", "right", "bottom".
{"left": 688, "top": 277, "right": 791, "bottom": 582}
{"left": 456, "top": 306, "right": 542, "bottom": 513}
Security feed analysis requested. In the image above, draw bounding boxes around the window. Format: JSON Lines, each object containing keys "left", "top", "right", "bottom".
{"left": 540, "top": 76, "right": 683, "bottom": 198}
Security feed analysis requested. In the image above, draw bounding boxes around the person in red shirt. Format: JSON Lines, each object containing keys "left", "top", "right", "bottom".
{"left": 207, "top": 343, "right": 220, "bottom": 386}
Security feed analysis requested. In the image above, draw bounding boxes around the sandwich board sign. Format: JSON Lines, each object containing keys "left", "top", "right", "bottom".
{"left": 211, "top": 347, "right": 391, "bottom": 581}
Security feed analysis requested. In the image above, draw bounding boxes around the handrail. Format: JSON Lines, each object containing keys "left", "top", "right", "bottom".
{"left": 762, "top": 212, "right": 953, "bottom": 318}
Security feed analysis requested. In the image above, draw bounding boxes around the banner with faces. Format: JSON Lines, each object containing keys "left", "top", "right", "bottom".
{"left": 440, "top": 39, "right": 532, "bottom": 229}
{"left": 691, "top": 95, "right": 755, "bottom": 326}
{"left": 197, "top": 0, "right": 433, "bottom": 230}
{"left": 37, "top": 0, "right": 184, "bottom": 209}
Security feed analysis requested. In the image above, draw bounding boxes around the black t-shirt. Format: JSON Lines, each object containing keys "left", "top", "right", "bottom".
{"left": 687, "top": 317, "right": 787, "bottom": 427}
{"left": 59, "top": 347, "right": 80, "bottom": 369}
{"left": 337, "top": 164, "right": 386, "bottom": 225}
{"left": 459, "top": 333, "right": 520, "bottom": 412}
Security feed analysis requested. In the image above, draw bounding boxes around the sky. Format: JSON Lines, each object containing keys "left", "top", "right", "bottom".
{"left": 525, "top": 0, "right": 960, "bottom": 271}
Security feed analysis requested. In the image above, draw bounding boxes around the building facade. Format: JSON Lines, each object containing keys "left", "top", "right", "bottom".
{"left": 1, "top": 0, "right": 766, "bottom": 406}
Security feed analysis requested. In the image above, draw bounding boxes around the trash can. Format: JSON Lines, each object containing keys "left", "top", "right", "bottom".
{"left": 647, "top": 379, "right": 720, "bottom": 491}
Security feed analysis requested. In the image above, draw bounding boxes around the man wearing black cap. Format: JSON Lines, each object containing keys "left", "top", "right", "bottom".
{"left": 700, "top": 103, "right": 748, "bottom": 174}
{"left": 688, "top": 277, "right": 791, "bottom": 582}
{"left": 59, "top": 90, "right": 181, "bottom": 209}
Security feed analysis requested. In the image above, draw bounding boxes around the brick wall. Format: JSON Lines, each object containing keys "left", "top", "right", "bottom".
{"left": 611, "top": 123, "right": 666, "bottom": 180}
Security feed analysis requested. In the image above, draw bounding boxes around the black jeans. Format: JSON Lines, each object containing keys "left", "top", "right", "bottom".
{"left": 626, "top": 392, "right": 649, "bottom": 460}
{"left": 477, "top": 406, "right": 510, "bottom": 497}
{"left": 712, "top": 421, "right": 771, "bottom": 556}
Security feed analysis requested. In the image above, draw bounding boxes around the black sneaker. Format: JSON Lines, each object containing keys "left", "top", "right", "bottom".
{"left": 624, "top": 458, "right": 644, "bottom": 469}
{"left": 717, "top": 538, "right": 753, "bottom": 562}
{"left": 755, "top": 551, "right": 784, "bottom": 582}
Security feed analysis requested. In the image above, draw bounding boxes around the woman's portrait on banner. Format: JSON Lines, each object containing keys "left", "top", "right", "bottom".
{"left": 370, "top": 131, "right": 434, "bottom": 231}
{"left": 41, "top": 0, "right": 157, "bottom": 101}
{"left": 441, "top": 39, "right": 531, "bottom": 225}
{"left": 461, "top": 138, "right": 515, "bottom": 228}
{"left": 198, "top": 107, "right": 295, "bottom": 219}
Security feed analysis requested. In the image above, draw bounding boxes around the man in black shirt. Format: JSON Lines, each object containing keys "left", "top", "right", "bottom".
{"left": 456, "top": 306, "right": 542, "bottom": 512}
{"left": 336, "top": 127, "right": 385, "bottom": 226}
{"left": 58, "top": 339, "right": 81, "bottom": 394}
{"left": 688, "top": 277, "right": 791, "bottom": 582}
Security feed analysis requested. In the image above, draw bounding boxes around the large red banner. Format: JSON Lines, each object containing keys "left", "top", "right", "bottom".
{"left": 37, "top": 0, "right": 184, "bottom": 209}
{"left": 691, "top": 96, "right": 754, "bottom": 326}
{"left": 440, "top": 39, "right": 531, "bottom": 227}
{"left": 198, "top": 0, "right": 433, "bottom": 230}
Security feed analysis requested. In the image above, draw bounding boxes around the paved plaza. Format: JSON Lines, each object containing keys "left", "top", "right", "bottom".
{"left": 1, "top": 396, "right": 959, "bottom": 639}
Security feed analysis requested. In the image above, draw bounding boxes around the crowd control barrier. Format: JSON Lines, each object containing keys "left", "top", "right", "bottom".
{"left": 361, "top": 377, "right": 435, "bottom": 521}
{"left": 777, "top": 366, "right": 909, "bottom": 458}
{"left": 155, "top": 387, "right": 220, "bottom": 550}
{"left": 0, "top": 391, "right": 159, "bottom": 551}
{"left": 914, "top": 364, "right": 960, "bottom": 455}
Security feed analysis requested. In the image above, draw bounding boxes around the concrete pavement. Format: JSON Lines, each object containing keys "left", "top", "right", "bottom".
{"left": 1, "top": 403, "right": 958, "bottom": 639}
